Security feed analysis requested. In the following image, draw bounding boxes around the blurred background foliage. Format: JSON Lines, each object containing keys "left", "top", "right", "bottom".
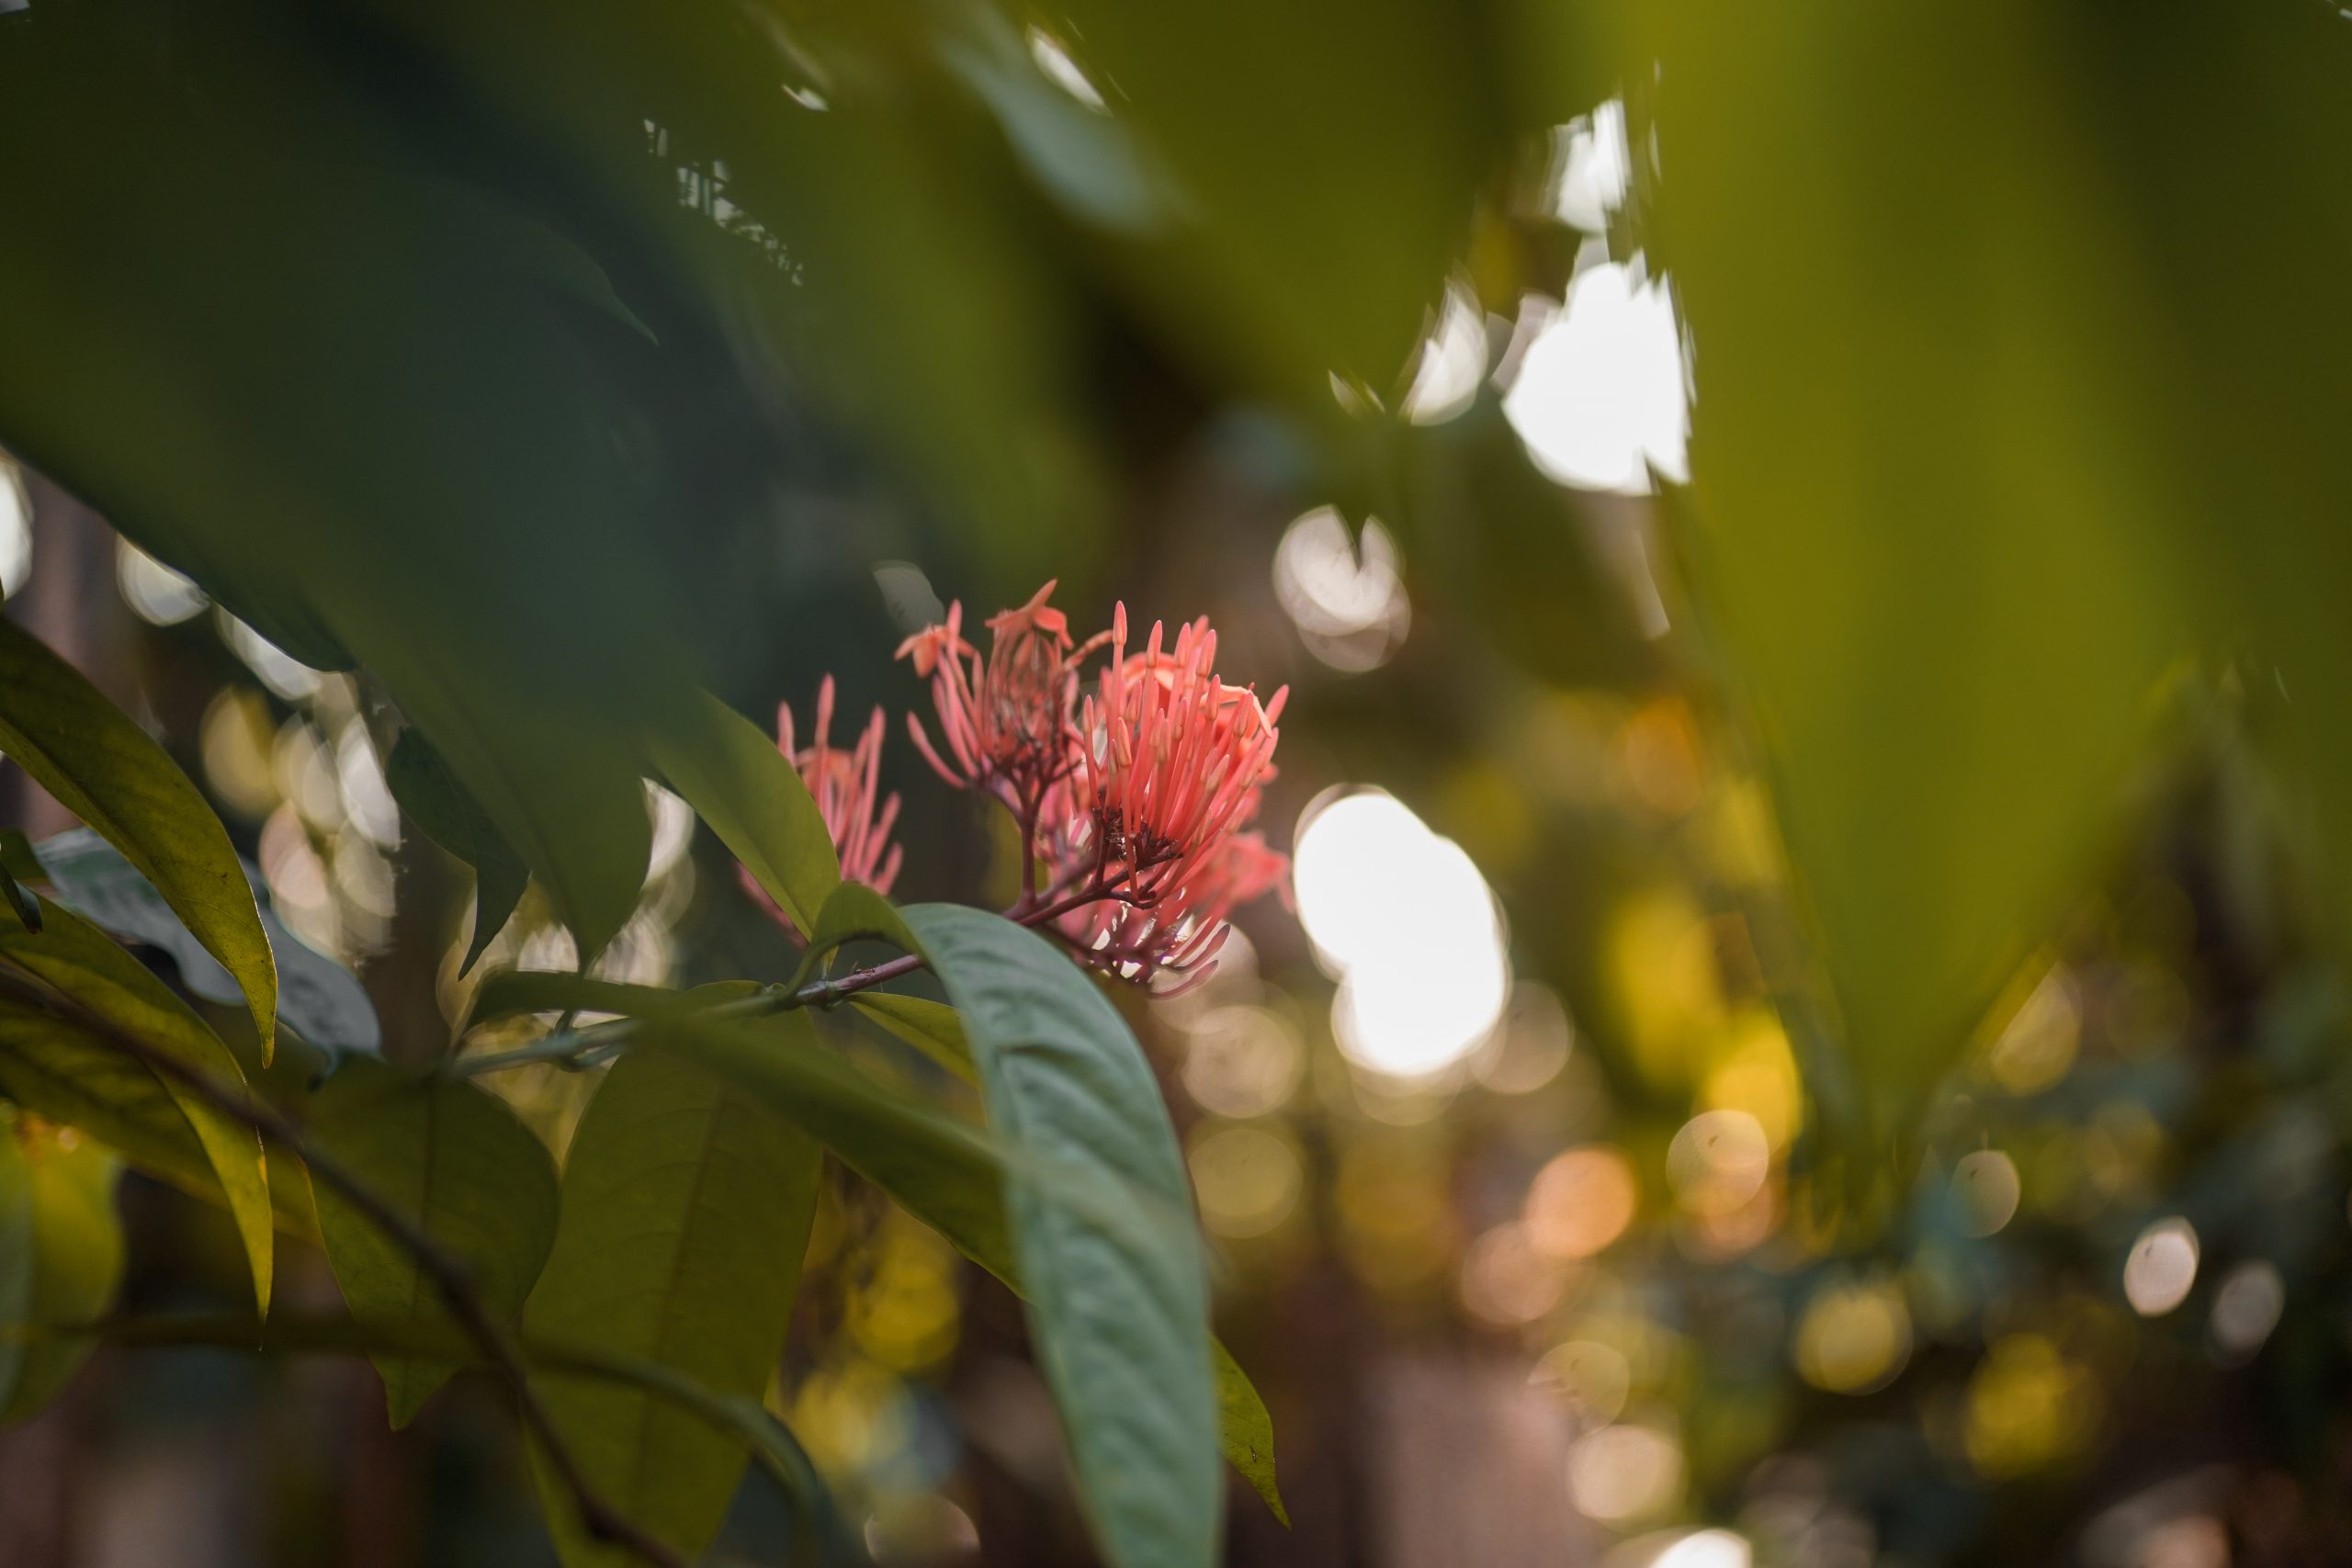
{"left": 6, "top": 0, "right": 2352, "bottom": 1564}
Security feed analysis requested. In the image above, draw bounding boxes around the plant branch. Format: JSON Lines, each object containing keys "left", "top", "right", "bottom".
{"left": 24, "top": 1311, "right": 844, "bottom": 1568}
{"left": 459, "top": 875, "right": 1111, "bottom": 1081}
{"left": 72, "top": 1024, "right": 688, "bottom": 1568}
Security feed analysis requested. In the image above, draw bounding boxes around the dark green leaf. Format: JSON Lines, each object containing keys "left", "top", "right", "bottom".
{"left": 1053, "top": 0, "right": 1494, "bottom": 392}
{"left": 385, "top": 728, "right": 532, "bottom": 976}
{"left": 0, "top": 832, "right": 41, "bottom": 936}
{"left": 901, "top": 903, "right": 1218, "bottom": 1568}
{"left": 648, "top": 690, "right": 841, "bottom": 935}
{"left": 524, "top": 1040, "right": 823, "bottom": 1568}
{"left": 310, "top": 1058, "right": 559, "bottom": 1427}
{"left": 0, "top": 894, "right": 272, "bottom": 1312}
{"left": 34, "top": 829, "right": 380, "bottom": 1056}
{"left": 0, "top": 618, "right": 277, "bottom": 1058}
{"left": 0, "top": 1110, "right": 125, "bottom": 1424}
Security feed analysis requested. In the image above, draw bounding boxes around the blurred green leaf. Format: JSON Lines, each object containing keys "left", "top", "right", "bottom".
{"left": 385, "top": 729, "right": 532, "bottom": 976}
{"left": 0, "top": 895, "right": 273, "bottom": 1314}
{"left": 650, "top": 691, "right": 841, "bottom": 937}
{"left": 902, "top": 903, "right": 1218, "bottom": 1568}
{"left": 1055, "top": 0, "right": 1495, "bottom": 393}
{"left": 937, "top": 5, "right": 1165, "bottom": 234}
{"left": 311, "top": 1058, "right": 558, "bottom": 1427}
{"left": 34, "top": 829, "right": 379, "bottom": 1057}
{"left": 523, "top": 1041, "right": 821, "bottom": 1568}
{"left": 0, "top": 1111, "right": 124, "bottom": 1425}
{"left": 1640, "top": 7, "right": 2190, "bottom": 1128}
{"left": 0, "top": 618, "right": 278, "bottom": 1061}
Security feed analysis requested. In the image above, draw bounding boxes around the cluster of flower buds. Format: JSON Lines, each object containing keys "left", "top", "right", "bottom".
{"left": 753, "top": 581, "right": 1288, "bottom": 992}
{"left": 739, "top": 675, "right": 902, "bottom": 924}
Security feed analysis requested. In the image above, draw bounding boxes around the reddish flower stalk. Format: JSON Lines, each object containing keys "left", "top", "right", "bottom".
{"left": 740, "top": 676, "right": 902, "bottom": 935}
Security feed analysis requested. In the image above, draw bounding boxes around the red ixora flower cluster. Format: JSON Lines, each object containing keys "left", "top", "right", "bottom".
{"left": 753, "top": 581, "right": 1289, "bottom": 993}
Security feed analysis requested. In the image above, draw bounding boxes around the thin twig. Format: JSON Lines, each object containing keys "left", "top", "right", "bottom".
{"left": 75, "top": 1022, "right": 690, "bottom": 1568}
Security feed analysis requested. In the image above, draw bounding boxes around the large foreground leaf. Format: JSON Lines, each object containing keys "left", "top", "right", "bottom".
{"left": 524, "top": 1040, "right": 822, "bottom": 1568}
{"left": 901, "top": 903, "right": 1218, "bottom": 1568}
{"left": 310, "top": 1059, "right": 559, "bottom": 1426}
{"left": 1639, "top": 6, "right": 2187, "bottom": 1132}
{"left": 0, "top": 896, "right": 272, "bottom": 1312}
{"left": 0, "top": 618, "right": 277, "bottom": 1058}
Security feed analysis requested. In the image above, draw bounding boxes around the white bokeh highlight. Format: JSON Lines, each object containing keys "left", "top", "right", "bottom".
{"left": 1294, "top": 789, "right": 1510, "bottom": 1083}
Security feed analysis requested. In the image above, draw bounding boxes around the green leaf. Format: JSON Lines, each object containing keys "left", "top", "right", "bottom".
{"left": 0, "top": 1110, "right": 125, "bottom": 1424}
{"left": 901, "top": 903, "right": 1218, "bottom": 1568}
{"left": 524, "top": 1039, "right": 823, "bottom": 1568}
{"left": 310, "top": 1058, "right": 559, "bottom": 1427}
{"left": 0, "top": 617, "right": 277, "bottom": 1059}
{"left": 1639, "top": 10, "right": 2190, "bottom": 1129}
{"left": 647, "top": 690, "right": 841, "bottom": 936}
{"left": 0, "top": 1001, "right": 315, "bottom": 1240}
{"left": 1213, "top": 1340, "right": 1288, "bottom": 1528}
{"left": 846, "top": 992, "right": 977, "bottom": 1086}
{"left": 462, "top": 968, "right": 1282, "bottom": 1518}
{"left": 0, "top": 832, "right": 41, "bottom": 936}
{"left": 0, "top": 894, "right": 273, "bottom": 1313}
{"left": 384, "top": 728, "right": 532, "bottom": 976}
{"left": 33, "top": 828, "right": 380, "bottom": 1056}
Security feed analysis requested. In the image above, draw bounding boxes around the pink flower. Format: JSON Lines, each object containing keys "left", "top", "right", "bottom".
{"left": 740, "top": 676, "right": 902, "bottom": 933}
{"left": 1048, "top": 606, "right": 1290, "bottom": 988}
{"left": 894, "top": 584, "right": 1292, "bottom": 989}
{"left": 897, "top": 580, "right": 1096, "bottom": 835}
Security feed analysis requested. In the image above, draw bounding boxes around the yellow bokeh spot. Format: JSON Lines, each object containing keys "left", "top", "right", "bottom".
{"left": 1792, "top": 1278, "right": 1912, "bottom": 1394}
{"left": 846, "top": 1219, "right": 962, "bottom": 1374}
{"left": 1700, "top": 1012, "right": 1803, "bottom": 1151}
{"left": 1337, "top": 1138, "right": 1453, "bottom": 1295}
{"left": 1612, "top": 888, "right": 1726, "bottom": 1089}
{"left": 1532, "top": 1340, "right": 1633, "bottom": 1426}
{"left": 1706, "top": 777, "right": 1786, "bottom": 888}
{"left": 785, "top": 1360, "right": 911, "bottom": 1479}
{"left": 1612, "top": 697, "right": 1706, "bottom": 821}
{"left": 200, "top": 687, "right": 281, "bottom": 820}
{"left": 1188, "top": 1123, "right": 1304, "bottom": 1240}
{"left": 1964, "top": 1334, "right": 2101, "bottom": 1478}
